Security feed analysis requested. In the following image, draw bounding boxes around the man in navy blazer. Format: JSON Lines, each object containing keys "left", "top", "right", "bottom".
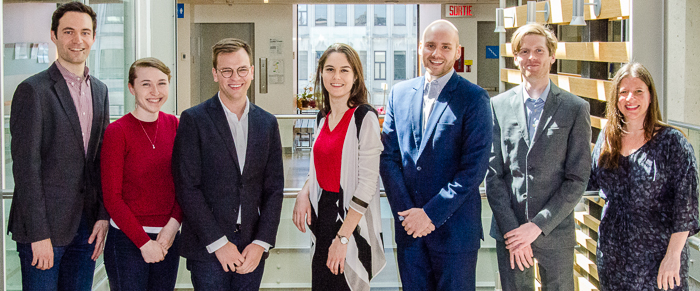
{"left": 172, "top": 38, "right": 284, "bottom": 290}
{"left": 9, "top": 3, "right": 110, "bottom": 290}
{"left": 380, "top": 20, "right": 492, "bottom": 291}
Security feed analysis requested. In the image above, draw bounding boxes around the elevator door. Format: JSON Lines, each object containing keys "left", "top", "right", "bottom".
{"left": 192, "top": 23, "right": 255, "bottom": 105}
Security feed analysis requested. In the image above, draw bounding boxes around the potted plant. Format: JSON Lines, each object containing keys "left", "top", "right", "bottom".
{"left": 296, "top": 86, "right": 314, "bottom": 109}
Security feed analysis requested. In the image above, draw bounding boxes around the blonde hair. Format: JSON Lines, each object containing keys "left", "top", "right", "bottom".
{"left": 511, "top": 23, "right": 557, "bottom": 56}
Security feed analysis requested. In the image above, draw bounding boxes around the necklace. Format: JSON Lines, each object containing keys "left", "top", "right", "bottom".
{"left": 138, "top": 118, "right": 158, "bottom": 149}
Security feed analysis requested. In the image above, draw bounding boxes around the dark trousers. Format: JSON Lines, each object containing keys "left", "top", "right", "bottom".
{"left": 496, "top": 241, "right": 574, "bottom": 291}
{"left": 104, "top": 226, "right": 180, "bottom": 291}
{"left": 186, "top": 256, "right": 265, "bottom": 291}
{"left": 396, "top": 238, "right": 478, "bottom": 291}
{"left": 311, "top": 188, "right": 350, "bottom": 291}
{"left": 17, "top": 214, "right": 96, "bottom": 291}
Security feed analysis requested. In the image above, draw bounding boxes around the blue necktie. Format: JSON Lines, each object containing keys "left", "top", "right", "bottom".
{"left": 526, "top": 98, "right": 545, "bottom": 144}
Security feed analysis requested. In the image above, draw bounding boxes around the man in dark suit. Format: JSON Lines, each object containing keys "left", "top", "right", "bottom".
{"left": 8, "top": 2, "right": 110, "bottom": 290}
{"left": 486, "top": 23, "right": 592, "bottom": 291}
{"left": 172, "top": 38, "right": 284, "bottom": 290}
{"left": 380, "top": 20, "right": 493, "bottom": 291}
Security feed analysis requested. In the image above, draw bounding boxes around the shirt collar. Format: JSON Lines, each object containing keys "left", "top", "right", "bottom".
{"left": 218, "top": 92, "right": 250, "bottom": 121}
{"left": 54, "top": 60, "right": 90, "bottom": 83}
{"left": 424, "top": 69, "right": 454, "bottom": 93}
{"left": 522, "top": 81, "right": 551, "bottom": 103}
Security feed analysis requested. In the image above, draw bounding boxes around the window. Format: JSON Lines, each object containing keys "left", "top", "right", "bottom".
{"left": 297, "top": 4, "right": 418, "bottom": 101}
{"left": 374, "top": 5, "right": 386, "bottom": 26}
{"left": 394, "top": 51, "right": 406, "bottom": 80}
{"left": 394, "top": 5, "right": 406, "bottom": 26}
{"left": 374, "top": 51, "right": 386, "bottom": 80}
{"left": 299, "top": 51, "right": 308, "bottom": 80}
{"left": 105, "top": 4, "right": 124, "bottom": 24}
{"left": 298, "top": 5, "right": 308, "bottom": 26}
{"left": 359, "top": 51, "right": 368, "bottom": 79}
{"left": 355, "top": 5, "right": 367, "bottom": 26}
{"left": 335, "top": 5, "right": 347, "bottom": 26}
{"left": 315, "top": 5, "right": 327, "bottom": 26}
{"left": 98, "top": 49, "right": 125, "bottom": 79}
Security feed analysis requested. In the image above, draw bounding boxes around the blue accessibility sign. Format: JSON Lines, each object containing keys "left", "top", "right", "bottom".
{"left": 177, "top": 3, "right": 184, "bottom": 18}
{"left": 486, "top": 46, "right": 499, "bottom": 59}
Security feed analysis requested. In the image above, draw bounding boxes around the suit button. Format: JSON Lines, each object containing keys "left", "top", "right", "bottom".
{"left": 417, "top": 166, "right": 422, "bottom": 171}
{"left": 523, "top": 194, "right": 528, "bottom": 198}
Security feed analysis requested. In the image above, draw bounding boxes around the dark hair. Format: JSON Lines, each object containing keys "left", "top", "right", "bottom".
{"left": 599, "top": 62, "right": 667, "bottom": 169}
{"left": 128, "top": 57, "right": 172, "bottom": 85}
{"left": 51, "top": 1, "right": 97, "bottom": 38}
{"left": 212, "top": 38, "right": 252, "bottom": 69}
{"left": 313, "top": 43, "right": 368, "bottom": 114}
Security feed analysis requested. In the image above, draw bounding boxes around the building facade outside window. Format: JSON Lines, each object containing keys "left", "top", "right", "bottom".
{"left": 394, "top": 5, "right": 406, "bottom": 26}
{"left": 335, "top": 5, "right": 347, "bottom": 26}
{"left": 374, "top": 51, "right": 386, "bottom": 80}
{"left": 394, "top": 51, "right": 406, "bottom": 80}
{"left": 374, "top": 4, "right": 386, "bottom": 26}
{"left": 298, "top": 4, "right": 417, "bottom": 107}
{"left": 355, "top": 5, "right": 367, "bottom": 26}
{"left": 315, "top": 5, "right": 327, "bottom": 26}
{"left": 298, "top": 4, "right": 308, "bottom": 26}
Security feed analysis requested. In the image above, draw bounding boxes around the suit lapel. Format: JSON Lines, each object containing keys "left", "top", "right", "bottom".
{"left": 206, "top": 95, "right": 241, "bottom": 174}
{"left": 531, "top": 82, "right": 562, "bottom": 147}
{"left": 511, "top": 85, "right": 530, "bottom": 148}
{"left": 243, "top": 104, "right": 262, "bottom": 177}
{"left": 87, "top": 78, "right": 105, "bottom": 161}
{"left": 49, "top": 64, "right": 86, "bottom": 154}
{"left": 418, "top": 74, "right": 457, "bottom": 156}
{"left": 409, "top": 77, "right": 424, "bottom": 150}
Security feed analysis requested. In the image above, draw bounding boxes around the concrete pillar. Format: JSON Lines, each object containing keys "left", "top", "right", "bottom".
{"left": 665, "top": 0, "right": 700, "bottom": 126}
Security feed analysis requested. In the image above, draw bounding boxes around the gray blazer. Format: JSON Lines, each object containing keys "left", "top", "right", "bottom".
{"left": 8, "top": 63, "right": 110, "bottom": 246}
{"left": 486, "top": 82, "right": 592, "bottom": 249}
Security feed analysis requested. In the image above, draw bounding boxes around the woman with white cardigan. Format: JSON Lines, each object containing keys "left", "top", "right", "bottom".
{"left": 293, "top": 43, "right": 386, "bottom": 291}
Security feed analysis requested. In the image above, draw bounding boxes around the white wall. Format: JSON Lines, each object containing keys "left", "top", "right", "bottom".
{"left": 441, "top": 4, "right": 499, "bottom": 84}
{"left": 3, "top": 3, "right": 57, "bottom": 115}
{"left": 193, "top": 4, "right": 295, "bottom": 116}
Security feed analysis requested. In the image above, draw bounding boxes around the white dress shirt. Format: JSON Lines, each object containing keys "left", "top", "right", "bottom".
{"left": 206, "top": 93, "right": 271, "bottom": 253}
{"left": 422, "top": 70, "right": 454, "bottom": 132}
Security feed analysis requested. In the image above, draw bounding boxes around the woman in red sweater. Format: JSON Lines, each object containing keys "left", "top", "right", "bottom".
{"left": 101, "top": 58, "right": 182, "bottom": 291}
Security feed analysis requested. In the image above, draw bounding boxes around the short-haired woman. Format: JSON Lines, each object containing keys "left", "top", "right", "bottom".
{"left": 102, "top": 57, "right": 182, "bottom": 291}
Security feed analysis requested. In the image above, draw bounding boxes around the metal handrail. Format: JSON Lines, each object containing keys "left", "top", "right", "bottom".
{"left": 669, "top": 120, "right": 700, "bottom": 132}
{"left": 3, "top": 187, "right": 489, "bottom": 199}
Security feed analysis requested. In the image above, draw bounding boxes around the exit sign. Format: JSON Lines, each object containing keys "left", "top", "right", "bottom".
{"left": 446, "top": 5, "right": 474, "bottom": 17}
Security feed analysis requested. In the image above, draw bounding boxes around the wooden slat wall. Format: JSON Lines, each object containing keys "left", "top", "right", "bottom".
{"left": 504, "top": 0, "right": 630, "bottom": 28}
{"left": 500, "top": 68, "right": 612, "bottom": 102}
{"left": 501, "top": 42, "right": 630, "bottom": 63}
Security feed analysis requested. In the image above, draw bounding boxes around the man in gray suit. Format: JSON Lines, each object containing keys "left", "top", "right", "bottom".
{"left": 486, "top": 23, "right": 591, "bottom": 290}
{"left": 8, "top": 2, "right": 110, "bottom": 290}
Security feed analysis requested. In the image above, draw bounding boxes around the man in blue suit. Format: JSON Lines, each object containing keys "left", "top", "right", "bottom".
{"left": 380, "top": 20, "right": 492, "bottom": 291}
{"left": 172, "top": 38, "right": 284, "bottom": 290}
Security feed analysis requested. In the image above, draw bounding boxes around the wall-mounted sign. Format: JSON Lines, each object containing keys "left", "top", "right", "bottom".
{"left": 486, "top": 46, "right": 499, "bottom": 59}
{"left": 446, "top": 5, "right": 474, "bottom": 18}
{"left": 177, "top": 3, "right": 184, "bottom": 18}
{"left": 454, "top": 47, "right": 465, "bottom": 72}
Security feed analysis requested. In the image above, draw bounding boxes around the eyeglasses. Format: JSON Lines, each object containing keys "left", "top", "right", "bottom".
{"left": 218, "top": 66, "right": 250, "bottom": 78}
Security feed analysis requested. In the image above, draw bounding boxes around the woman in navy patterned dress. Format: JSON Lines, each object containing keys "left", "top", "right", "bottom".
{"left": 588, "top": 63, "right": 699, "bottom": 290}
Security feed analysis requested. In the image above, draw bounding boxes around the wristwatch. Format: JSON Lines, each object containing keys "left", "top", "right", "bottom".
{"left": 336, "top": 233, "right": 349, "bottom": 245}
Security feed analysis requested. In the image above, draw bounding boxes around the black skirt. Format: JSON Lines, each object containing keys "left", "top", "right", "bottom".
{"left": 310, "top": 187, "right": 351, "bottom": 291}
